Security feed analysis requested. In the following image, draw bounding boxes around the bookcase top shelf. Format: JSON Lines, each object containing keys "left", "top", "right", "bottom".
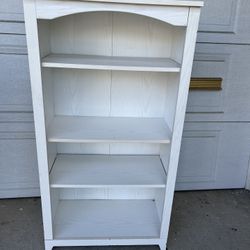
{"left": 47, "top": 116, "right": 172, "bottom": 144}
{"left": 36, "top": 0, "right": 202, "bottom": 26}
{"left": 42, "top": 54, "right": 181, "bottom": 72}
{"left": 46, "top": 0, "right": 204, "bottom": 7}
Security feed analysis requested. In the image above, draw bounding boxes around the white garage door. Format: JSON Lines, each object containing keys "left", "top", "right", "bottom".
{"left": 0, "top": 0, "right": 250, "bottom": 197}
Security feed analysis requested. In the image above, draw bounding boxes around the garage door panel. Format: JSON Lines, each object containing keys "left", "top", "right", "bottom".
{"left": 0, "top": 54, "right": 32, "bottom": 112}
{"left": 177, "top": 131, "right": 219, "bottom": 183}
{"left": 176, "top": 123, "right": 250, "bottom": 190}
{"left": 0, "top": 22, "right": 25, "bottom": 35}
{"left": 199, "top": 0, "right": 239, "bottom": 33}
{"left": 197, "top": 0, "right": 250, "bottom": 44}
{"left": 0, "top": 119, "right": 39, "bottom": 198}
{"left": 0, "top": 34, "right": 27, "bottom": 54}
{"left": 188, "top": 52, "right": 229, "bottom": 113}
{"left": 188, "top": 43, "right": 250, "bottom": 122}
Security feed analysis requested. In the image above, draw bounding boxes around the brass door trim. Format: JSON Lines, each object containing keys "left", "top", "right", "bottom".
{"left": 190, "top": 78, "right": 223, "bottom": 91}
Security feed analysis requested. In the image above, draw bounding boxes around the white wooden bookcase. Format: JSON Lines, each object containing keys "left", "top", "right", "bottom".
{"left": 23, "top": 0, "right": 203, "bottom": 249}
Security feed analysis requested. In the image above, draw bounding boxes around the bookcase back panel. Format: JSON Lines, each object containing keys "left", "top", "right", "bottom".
{"left": 51, "top": 187, "right": 165, "bottom": 222}
{"left": 57, "top": 142, "right": 161, "bottom": 155}
{"left": 38, "top": 12, "right": 182, "bottom": 156}
{"left": 57, "top": 188, "right": 163, "bottom": 200}
{"left": 110, "top": 71, "right": 169, "bottom": 117}
{"left": 50, "top": 12, "right": 177, "bottom": 57}
{"left": 52, "top": 69, "right": 178, "bottom": 118}
{"left": 53, "top": 69, "right": 111, "bottom": 116}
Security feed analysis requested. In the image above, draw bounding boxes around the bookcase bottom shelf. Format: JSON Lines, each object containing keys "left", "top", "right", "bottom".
{"left": 45, "top": 238, "right": 164, "bottom": 250}
{"left": 53, "top": 199, "right": 161, "bottom": 239}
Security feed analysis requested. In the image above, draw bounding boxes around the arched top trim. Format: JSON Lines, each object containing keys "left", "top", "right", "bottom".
{"left": 36, "top": 0, "right": 189, "bottom": 26}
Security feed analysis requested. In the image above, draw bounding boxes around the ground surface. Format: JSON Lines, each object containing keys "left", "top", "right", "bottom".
{"left": 0, "top": 190, "right": 250, "bottom": 250}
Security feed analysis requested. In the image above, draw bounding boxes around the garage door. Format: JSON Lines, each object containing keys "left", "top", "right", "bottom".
{"left": 0, "top": 0, "right": 250, "bottom": 197}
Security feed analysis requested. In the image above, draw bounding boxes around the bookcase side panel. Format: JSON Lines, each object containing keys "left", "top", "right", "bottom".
{"left": 38, "top": 20, "right": 58, "bottom": 171}
{"left": 160, "top": 7, "right": 201, "bottom": 242}
{"left": 23, "top": 0, "right": 53, "bottom": 239}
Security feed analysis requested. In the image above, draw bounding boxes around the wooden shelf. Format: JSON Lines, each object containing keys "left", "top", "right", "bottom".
{"left": 50, "top": 154, "right": 166, "bottom": 188}
{"left": 42, "top": 54, "right": 181, "bottom": 72}
{"left": 47, "top": 116, "right": 171, "bottom": 143}
{"left": 54, "top": 199, "right": 161, "bottom": 239}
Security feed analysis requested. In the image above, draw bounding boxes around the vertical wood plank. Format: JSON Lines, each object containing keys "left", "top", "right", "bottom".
{"left": 23, "top": 0, "right": 53, "bottom": 239}
{"left": 160, "top": 7, "right": 201, "bottom": 241}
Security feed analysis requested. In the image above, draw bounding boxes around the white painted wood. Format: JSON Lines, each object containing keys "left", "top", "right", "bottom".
{"left": 171, "top": 27, "right": 186, "bottom": 64}
{"left": 50, "top": 12, "right": 112, "bottom": 55}
{"left": 24, "top": 0, "right": 202, "bottom": 248}
{"left": 160, "top": 7, "right": 201, "bottom": 243}
{"left": 163, "top": 74, "right": 179, "bottom": 130}
{"left": 50, "top": 154, "right": 166, "bottom": 188}
{"left": 49, "top": 11, "right": 179, "bottom": 122}
{"left": 160, "top": 144, "right": 170, "bottom": 173}
{"left": 154, "top": 189, "right": 165, "bottom": 221}
{"left": 47, "top": 116, "right": 172, "bottom": 143}
{"left": 23, "top": 0, "right": 53, "bottom": 240}
{"left": 57, "top": 142, "right": 161, "bottom": 158}
{"left": 53, "top": 69, "right": 111, "bottom": 117}
{"left": 51, "top": 188, "right": 60, "bottom": 219}
{"left": 159, "top": 241, "right": 167, "bottom": 250}
{"left": 36, "top": 0, "right": 190, "bottom": 26}
{"left": 45, "top": 241, "right": 54, "bottom": 250}
{"left": 42, "top": 54, "right": 181, "bottom": 72}
{"left": 45, "top": 238, "right": 162, "bottom": 249}
{"left": 112, "top": 12, "right": 174, "bottom": 58}
{"left": 37, "top": 21, "right": 58, "bottom": 171}
{"left": 59, "top": 187, "right": 160, "bottom": 200}
{"left": 110, "top": 72, "right": 170, "bottom": 118}
{"left": 52, "top": 70, "right": 170, "bottom": 118}
{"left": 53, "top": 0, "right": 204, "bottom": 7}
{"left": 53, "top": 199, "right": 161, "bottom": 239}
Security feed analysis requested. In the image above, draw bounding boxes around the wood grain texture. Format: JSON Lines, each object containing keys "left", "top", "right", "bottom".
{"left": 36, "top": 0, "right": 190, "bottom": 26}
{"left": 24, "top": 0, "right": 203, "bottom": 249}
{"left": 38, "top": 21, "right": 58, "bottom": 172}
{"left": 58, "top": 187, "right": 161, "bottom": 200}
{"left": 160, "top": 7, "right": 201, "bottom": 241}
{"left": 64, "top": 0, "right": 204, "bottom": 7}
{"left": 49, "top": 11, "right": 174, "bottom": 57}
{"left": 50, "top": 154, "right": 167, "bottom": 188}
{"left": 23, "top": 0, "right": 53, "bottom": 239}
{"left": 47, "top": 116, "right": 172, "bottom": 143}
{"left": 57, "top": 142, "right": 161, "bottom": 156}
{"left": 53, "top": 199, "right": 161, "bottom": 239}
{"left": 42, "top": 54, "right": 181, "bottom": 72}
{"left": 49, "top": 12, "right": 176, "bottom": 123}
{"left": 45, "top": 238, "right": 164, "bottom": 250}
